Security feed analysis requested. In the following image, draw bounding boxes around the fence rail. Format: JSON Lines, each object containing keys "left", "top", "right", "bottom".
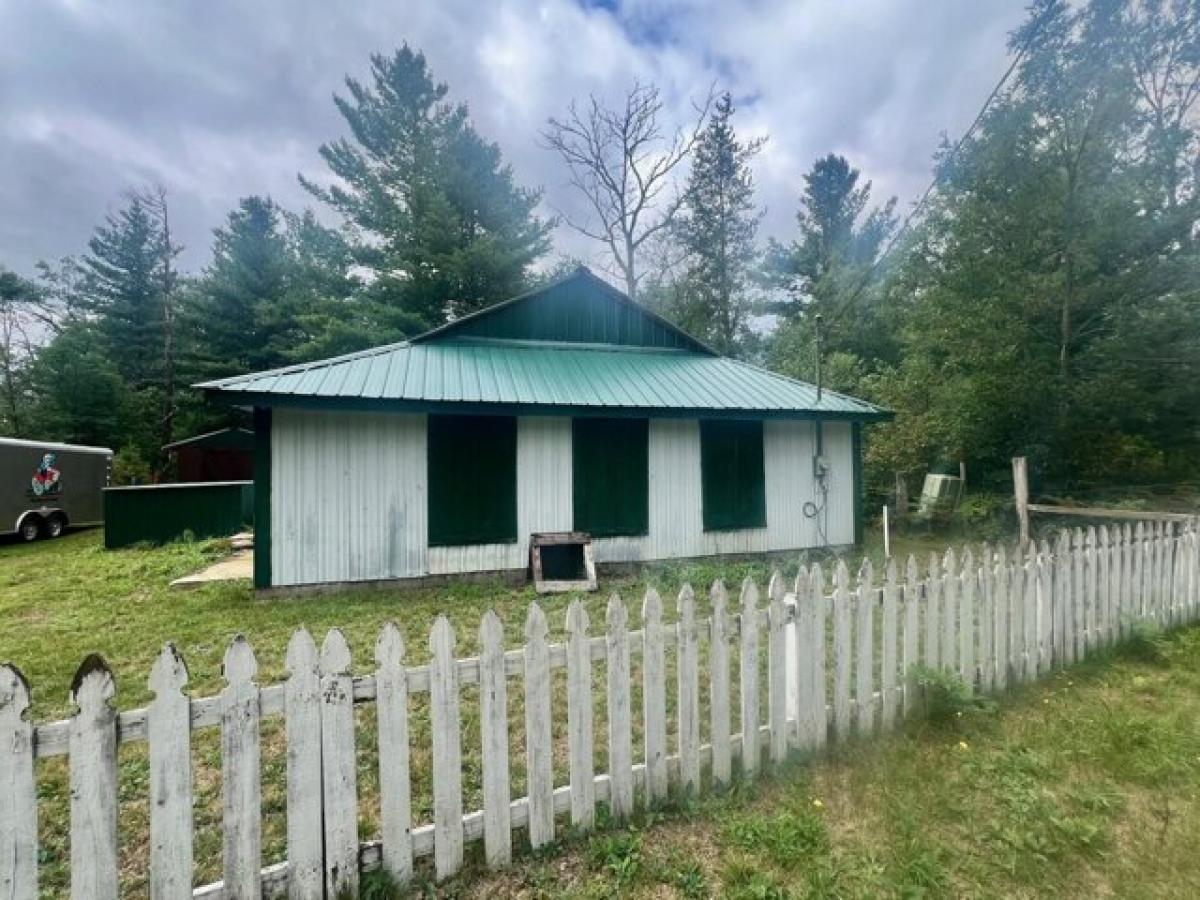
{"left": 2, "top": 520, "right": 1199, "bottom": 899}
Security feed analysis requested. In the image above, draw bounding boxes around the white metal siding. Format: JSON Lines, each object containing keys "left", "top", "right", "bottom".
{"left": 269, "top": 410, "right": 857, "bottom": 587}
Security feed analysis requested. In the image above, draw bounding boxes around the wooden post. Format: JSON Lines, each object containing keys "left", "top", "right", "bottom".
{"left": 320, "top": 629, "right": 358, "bottom": 899}
{"left": 605, "top": 595, "right": 633, "bottom": 820}
{"left": 709, "top": 582, "right": 732, "bottom": 787}
{"left": 523, "top": 604, "right": 554, "bottom": 850}
{"left": 220, "top": 637, "right": 260, "bottom": 900}
{"left": 429, "top": 616, "right": 463, "bottom": 881}
{"left": 739, "top": 578, "right": 761, "bottom": 776}
{"left": 565, "top": 601, "right": 595, "bottom": 831}
{"left": 1013, "top": 457, "right": 1030, "bottom": 547}
{"left": 641, "top": 589, "right": 668, "bottom": 805}
{"left": 374, "top": 623, "right": 413, "bottom": 882}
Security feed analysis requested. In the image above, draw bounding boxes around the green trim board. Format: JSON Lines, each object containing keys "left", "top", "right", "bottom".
{"left": 700, "top": 419, "right": 766, "bottom": 532}
{"left": 572, "top": 417, "right": 649, "bottom": 537}
{"left": 427, "top": 414, "right": 518, "bottom": 546}
{"left": 253, "top": 407, "right": 271, "bottom": 588}
{"left": 852, "top": 421, "right": 864, "bottom": 546}
{"left": 205, "top": 391, "right": 889, "bottom": 423}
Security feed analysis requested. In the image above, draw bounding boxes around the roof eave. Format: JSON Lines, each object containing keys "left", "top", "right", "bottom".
{"left": 201, "top": 388, "right": 892, "bottom": 422}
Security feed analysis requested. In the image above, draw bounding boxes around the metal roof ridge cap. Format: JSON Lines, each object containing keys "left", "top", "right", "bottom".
{"left": 428, "top": 335, "right": 701, "bottom": 354}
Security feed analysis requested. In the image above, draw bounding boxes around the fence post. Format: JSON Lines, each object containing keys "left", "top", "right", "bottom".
{"left": 286, "top": 628, "right": 324, "bottom": 899}
{"left": 0, "top": 664, "right": 36, "bottom": 900}
{"left": 740, "top": 578, "right": 761, "bottom": 775}
{"left": 148, "top": 644, "right": 192, "bottom": 900}
{"left": 320, "top": 629, "right": 358, "bottom": 898}
{"left": 810, "top": 565, "right": 829, "bottom": 751}
{"left": 709, "top": 582, "right": 733, "bottom": 786}
{"left": 375, "top": 623, "right": 414, "bottom": 882}
{"left": 767, "top": 574, "right": 788, "bottom": 766}
{"left": 606, "top": 595, "right": 633, "bottom": 820}
{"left": 429, "top": 616, "right": 463, "bottom": 881}
{"left": 1013, "top": 457, "right": 1030, "bottom": 547}
{"left": 882, "top": 559, "right": 900, "bottom": 730}
{"left": 565, "top": 601, "right": 595, "bottom": 831}
{"left": 221, "top": 637, "right": 260, "bottom": 900}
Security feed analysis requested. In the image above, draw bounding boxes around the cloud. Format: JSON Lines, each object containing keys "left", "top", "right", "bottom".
{"left": 0, "top": 0, "right": 1029, "bottom": 275}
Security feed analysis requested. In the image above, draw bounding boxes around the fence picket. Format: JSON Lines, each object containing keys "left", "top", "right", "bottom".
{"left": 709, "top": 582, "right": 732, "bottom": 787}
{"left": 1055, "top": 533, "right": 1071, "bottom": 668}
{"left": 855, "top": 560, "right": 875, "bottom": 736}
{"left": 606, "top": 595, "right": 634, "bottom": 820}
{"left": 1022, "top": 545, "right": 1038, "bottom": 683}
{"left": 285, "top": 629, "right": 323, "bottom": 899}
{"left": 1132, "top": 522, "right": 1145, "bottom": 622}
{"left": 221, "top": 637, "right": 260, "bottom": 900}
{"left": 960, "top": 548, "right": 976, "bottom": 689}
{"left": 1121, "top": 524, "right": 1134, "bottom": 638}
{"left": 979, "top": 546, "right": 994, "bottom": 694}
{"left": 903, "top": 556, "right": 921, "bottom": 718}
{"left": 148, "top": 644, "right": 192, "bottom": 900}
{"left": 565, "top": 601, "right": 595, "bottom": 831}
{"left": 942, "top": 549, "right": 958, "bottom": 674}
{"left": 810, "top": 565, "right": 828, "bottom": 751}
{"left": 740, "top": 578, "right": 762, "bottom": 775}
{"left": 320, "top": 629, "right": 358, "bottom": 898}
{"left": 524, "top": 603, "right": 554, "bottom": 850}
{"left": 1072, "top": 529, "right": 1085, "bottom": 662}
{"left": 375, "top": 623, "right": 414, "bottom": 883}
{"left": 1097, "top": 527, "right": 1110, "bottom": 647}
{"left": 429, "top": 616, "right": 464, "bottom": 881}
{"left": 0, "top": 665, "right": 36, "bottom": 900}
{"left": 792, "top": 570, "right": 815, "bottom": 751}
{"left": 642, "top": 589, "right": 668, "bottom": 805}
{"left": 479, "top": 611, "right": 512, "bottom": 867}
{"left": 924, "top": 553, "right": 941, "bottom": 670}
{"left": 832, "top": 562, "right": 852, "bottom": 743}
{"left": 988, "top": 549, "right": 1008, "bottom": 691}
{"left": 767, "top": 574, "right": 788, "bottom": 765}
{"left": 1038, "top": 540, "right": 1054, "bottom": 675}
{"left": 679, "top": 584, "right": 703, "bottom": 789}
{"left": 881, "top": 559, "right": 899, "bottom": 731}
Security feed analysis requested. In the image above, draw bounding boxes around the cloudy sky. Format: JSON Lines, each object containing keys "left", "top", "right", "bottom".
{"left": 0, "top": 0, "right": 1030, "bottom": 276}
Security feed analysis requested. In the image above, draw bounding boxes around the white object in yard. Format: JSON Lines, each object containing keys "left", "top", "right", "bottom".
{"left": 919, "top": 473, "right": 962, "bottom": 516}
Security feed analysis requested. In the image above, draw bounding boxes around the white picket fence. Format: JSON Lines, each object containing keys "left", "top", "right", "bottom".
{"left": 2, "top": 520, "right": 1199, "bottom": 899}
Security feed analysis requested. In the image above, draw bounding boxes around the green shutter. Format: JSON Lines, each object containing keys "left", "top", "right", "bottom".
{"left": 701, "top": 419, "right": 766, "bottom": 532}
{"left": 428, "top": 415, "right": 517, "bottom": 546}
{"left": 572, "top": 418, "right": 649, "bottom": 537}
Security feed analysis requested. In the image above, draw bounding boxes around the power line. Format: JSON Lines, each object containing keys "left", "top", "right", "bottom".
{"left": 822, "top": 8, "right": 1052, "bottom": 331}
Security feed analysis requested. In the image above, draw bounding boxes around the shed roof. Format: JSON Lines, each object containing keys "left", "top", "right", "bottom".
{"left": 199, "top": 268, "right": 889, "bottom": 421}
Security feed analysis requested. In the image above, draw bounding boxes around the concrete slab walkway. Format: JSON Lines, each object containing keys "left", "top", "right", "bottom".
{"left": 170, "top": 549, "right": 253, "bottom": 589}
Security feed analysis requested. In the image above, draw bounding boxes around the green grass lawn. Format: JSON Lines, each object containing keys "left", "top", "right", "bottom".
{"left": 460, "top": 628, "right": 1200, "bottom": 900}
{"left": 10, "top": 525, "right": 1188, "bottom": 898}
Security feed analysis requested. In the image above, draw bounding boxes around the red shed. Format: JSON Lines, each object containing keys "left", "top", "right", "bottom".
{"left": 163, "top": 427, "right": 254, "bottom": 482}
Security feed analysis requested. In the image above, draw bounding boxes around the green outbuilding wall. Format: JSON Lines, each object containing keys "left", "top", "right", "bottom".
{"left": 103, "top": 481, "right": 253, "bottom": 549}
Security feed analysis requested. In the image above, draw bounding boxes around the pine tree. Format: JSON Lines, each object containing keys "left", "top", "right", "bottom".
{"left": 670, "top": 93, "right": 764, "bottom": 354}
{"left": 302, "top": 45, "right": 551, "bottom": 332}
{"left": 83, "top": 192, "right": 165, "bottom": 387}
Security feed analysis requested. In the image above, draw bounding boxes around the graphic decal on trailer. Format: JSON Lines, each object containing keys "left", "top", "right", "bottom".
{"left": 29, "top": 452, "right": 62, "bottom": 499}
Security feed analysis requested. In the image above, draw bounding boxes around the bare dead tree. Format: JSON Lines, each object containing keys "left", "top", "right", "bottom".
{"left": 139, "top": 184, "right": 184, "bottom": 464}
{"left": 543, "top": 81, "right": 713, "bottom": 300}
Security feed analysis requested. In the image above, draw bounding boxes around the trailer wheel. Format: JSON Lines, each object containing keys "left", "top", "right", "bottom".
{"left": 45, "top": 514, "right": 66, "bottom": 539}
{"left": 18, "top": 515, "right": 42, "bottom": 542}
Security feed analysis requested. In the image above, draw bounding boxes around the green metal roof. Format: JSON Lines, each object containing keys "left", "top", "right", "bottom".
{"left": 198, "top": 268, "right": 889, "bottom": 421}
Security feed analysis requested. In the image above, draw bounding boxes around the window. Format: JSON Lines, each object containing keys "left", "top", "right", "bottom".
{"left": 572, "top": 417, "right": 649, "bottom": 537}
{"left": 427, "top": 415, "right": 517, "bottom": 546}
{"left": 700, "top": 419, "right": 766, "bottom": 531}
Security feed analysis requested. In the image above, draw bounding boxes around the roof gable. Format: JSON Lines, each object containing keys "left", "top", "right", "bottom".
{"left": 412, "top": 267, "right": 713, "bottom": 353}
